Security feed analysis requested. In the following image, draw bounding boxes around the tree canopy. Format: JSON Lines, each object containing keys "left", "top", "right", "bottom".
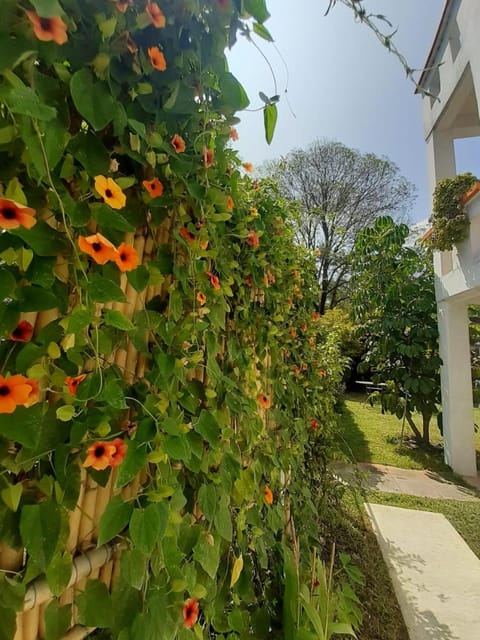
{"left": 266, "top": 140, "right": 416, "bottom": 313}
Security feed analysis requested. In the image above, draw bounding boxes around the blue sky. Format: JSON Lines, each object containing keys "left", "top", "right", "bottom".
{"left": 226, "top": 0, "right": 462, "bottom": 224}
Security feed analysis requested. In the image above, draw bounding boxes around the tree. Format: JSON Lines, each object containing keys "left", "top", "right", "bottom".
{"left": 350, "top": 216, "right": 441, "bottom": 445}
{"left": 266, "top": 140, "right": 416, "bottom": 314}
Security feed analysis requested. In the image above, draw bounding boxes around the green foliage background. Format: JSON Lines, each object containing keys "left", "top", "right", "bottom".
{"left": 0, "top": 2, "right": 348, "bottom": 638}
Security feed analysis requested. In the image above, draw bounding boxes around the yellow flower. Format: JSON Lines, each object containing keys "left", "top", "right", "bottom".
{"left": 94, "top": 175, "right": 126, "bottom": 210}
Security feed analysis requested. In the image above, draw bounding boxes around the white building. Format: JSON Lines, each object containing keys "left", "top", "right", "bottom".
{"left": 418, "top": 0, "right": 480, "bottom": 476}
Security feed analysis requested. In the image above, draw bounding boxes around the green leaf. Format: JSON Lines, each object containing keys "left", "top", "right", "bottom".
{"left": 0, "top": 404, "right": 43, "bottom": 448}
{"left": 214, "top": 495, "right": 232, "bottom": 541}
{"left": 198, "top": 483, "right": 217, "bottom": 521}
{"left": 245, "top": 0, "right": 270, "bottom": 23}
{"left": 30, "top": 0, "right": 64, "bottom": 17}
{"left": 102, "top": 378, "right": 127, "bottom": 409}
{"left": 115, "top": 442, "right": 147, "bottom": 488}
{"left": 4, "top": 85, "right": 56, "bottom": 121}
{"left": 77, "top": 579, "right": 114, "bottom": 628}
{"left": 104, "top": 309, "right": 134, "bottom": 331}
{"left": 70, "top": 69, "right": 116, "bottom": 131}
{"left": 328, "top": 622, "right": 356, "bottom": 636}
{"left": 120, "top": 548, "right": 146, "bottom": 590}
{"left": 91, "top": 203, "right": 135, "bottom": 233}
{"left": 126, "top": 265, "right": 149, "bottom": 293}
{"left": 45, "top": 553, "right": 72, "bottom": 597}
{"left": 0, "top": 125, "right": 16, "bottom": 145}
{"left": 164, "top": 435, "right": 191, "bottom": 461}
{"left": 56, "top": 405, "right": 75, "bottom": 422}
{"left": 1, "top": 483, "right": 23, "bottom": 512}
{"left": 194, "top": 410, "right": 220, "bottom": 445}
{"left": 98, "top": 495, "right": 133, "bottom": 545}
{"left": 12, "top": 222, "right": 66, "bottom": 257}
{"left": 16, "top": 285, "right": 58, "bottom": 312}
{"left": 45, "top": 601, "right": 72, "bottom": 640}
{"left": 20, "top": 501, "right": 61, "bottom": 570}
{"left": 129, "top": 503, "right": 167, "bottom": 554}
{"left": 0, "top": 607, "right": 16, "bottom": 640}
{"left": 75, "top": 371, "right": 102, "bottom": 401}
{"left": 253, "top": 22, "right": 274, "bottom": 42}
{"left": 218, "top": 72, "right": 250, "bottom": 112}
{"left": 87, "top": 274, "right": 126, "bottom": 303}
{"left": 0, "top": 268, "right": 16, "bottom": 300}
{"left": 154, "top": 245, "right": 173, "bottom": 275}
{"left": 68, "top": 131, "right": 110, "bottom": 176}
{"left": 264, "top": 103, "right": 278, "bottom": 145}
{"left": 193, "top": 534, "right": 220, "bottom": 579}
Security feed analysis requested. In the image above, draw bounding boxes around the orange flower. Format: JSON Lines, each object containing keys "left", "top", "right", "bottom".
{"left": 24, "top": 379, "right": 40, "bottom": 407}
{"left": 0, "top": 198, "right": 37, "bottom": 230}
{"left": 230, "top": 127, "right": 239, "bottom": 141}
{"left": 94, "top": 175, "right": 126, "bottom": 210}
{"left": 264, "top": 486, "right": 273, "bottom": 505}
{"left": 9, "top": 321, "right": 34, "bottom": 342}
{"left": 246, "top": 230, "right": 260, "bottom": 249}
{"left": 0, "top": 375, "right": 32, "bottom": 414}
{"left": 289, "top": 329, "right": 296, "bottom": 339}
{"left": 142, "top": 178, "right": 163, "bottom": 198}
{"left": 78, "top": 233, "right": 118, "bottom": 265}
{"left": 65, "top": 374, "right": 87, "bottom": 396}
{"left": 198, "top": 239, "right": 209, "bottom": 250}
{"left": 115, "top": 243, "right": 140, "bottom": 272}
{"left": 318, "top": 369, "right": 327, "bottom": 377}
{"left": 196, "top": 291, "right": 206, "bottom": 306}
{"left": 206, "top": 271, "right": 220, "bottom": 290}
{"left": 242, "top": 162, "right": 253, "bottom": 173}
{"left": 114, "top": 0, "right": 133, "bottom": 12}
{"left": 257, "top": 393, "right": 271, "bottom": 409}
{"left": 245, "top": 275, "right": 253, "bottom": 287}
{"left": 171, "top": 134, "right": 186, "bottom": 153}
{"left": 179, "top": 227, "right": 195, "bottom": 243}
{"left": 110, "top": 438, "right": 128, "bottom": 467}
{"left": 312, "top": 312, "right": 320, "bottom": 321}
{"left": 146, "top": 1, "right": 166, "bottom": 28}
{"left": 83, "top": 441, "right": 118, "bottom": 471}
{"left": 301, "top": 323, "right": 307, "bottom": 332}
{"left": 183, "top": 598, "right": 199, "bottom": 629}
{"left": 202, "top": 147, "right": 214, "bottom": 168}
{"left": 26, "top": 11, "right": 68, "bottom": 45}
{"left": 148, "top": 46, "right": 166, "bottom": 71}
{"left": 310, "top": 419, "right": 319, "bottom": 431}
{"left": 226, "top": 196, "right": 234, "bottom": 210}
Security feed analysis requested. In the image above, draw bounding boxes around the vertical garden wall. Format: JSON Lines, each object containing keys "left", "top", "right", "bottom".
{"left": 0, "top": 2, "right": 347, "bottom": 638}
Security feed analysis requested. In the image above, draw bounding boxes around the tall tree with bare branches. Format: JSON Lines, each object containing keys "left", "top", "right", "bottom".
{"left": 266, "top": 140, "right": 416, "bottom": 313}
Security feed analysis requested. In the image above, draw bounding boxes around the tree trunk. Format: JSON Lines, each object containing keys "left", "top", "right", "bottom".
{"left": 405, "top": 413, "right": 423, "bottom": 442}
{"left": 422, "top": 412, "right": 431, "bottom": 446}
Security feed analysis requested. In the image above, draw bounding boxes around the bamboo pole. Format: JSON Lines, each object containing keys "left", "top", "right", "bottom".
{"left": 0, "top": 543, "right": 24, "bottom": 572}
{"left": 21, "top": 605, "right": 40, "bottom": 640}
{"left": 76, "top": 474, "right": 98, "bottom": 550}
{"left": 23, "top": 545, "right": 117, "bottom": 612}
{"left": 13, "top": 614, "right": 23, "bottom": 640}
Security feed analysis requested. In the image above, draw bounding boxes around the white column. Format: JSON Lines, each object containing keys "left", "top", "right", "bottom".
{"left": 437, "top": 298, "right": 477, "bottom": 476}
{"left": 426, "top": 129, "right": 456, "bottom": 198}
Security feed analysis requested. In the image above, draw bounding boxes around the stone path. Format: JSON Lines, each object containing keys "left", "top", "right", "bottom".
{"left": 334, "top": 461, "right": 479, "bottom": 501}
{"left": 335, "top": 461, "right": 480, "bottom": 639}
{"left": 366, "top": 503, "right": 480, "bottom": 640}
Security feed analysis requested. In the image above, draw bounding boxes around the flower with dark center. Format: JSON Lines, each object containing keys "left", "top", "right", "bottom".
{"left": 9, "top": 321, "right": 34, "bottom": 342}
{"left": 26, "top": 11, "right": 68, "bottom": 45}
{"left": 94, "top": 176, "right": 126, "bottom": 209}
{"left": 0, "top": 198, "right": 37, "bottom": 230}
{"left": 78, "top": 233, "right": 118, "bottom": 265}
{"left": 182, "top": 598, "right": 199, "bottom": 629}
{"left": 0, "top": 375, "right": 32, "bottom": 414}
{"left": 115, "top": 243, "right": 140, "bottom": 272}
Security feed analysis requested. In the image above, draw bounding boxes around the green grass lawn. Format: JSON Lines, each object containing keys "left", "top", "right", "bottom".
{"left": 337, "top": 391, "right": 480, "bottom": 474}
{"left": 333, "top": 392, "right": 480, "bottom": 639}
{"left": 333, "top": 488, "right": 480, "bottom": 640}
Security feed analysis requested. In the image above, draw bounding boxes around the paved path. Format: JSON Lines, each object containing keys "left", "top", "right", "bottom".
{"left": 334, "top": 462, "right": 479, "bottom": 501}
{"left": 366, "top": 503, "right": 480, "bottom": 640}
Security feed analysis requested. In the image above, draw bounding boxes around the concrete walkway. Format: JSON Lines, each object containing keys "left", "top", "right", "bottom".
{"left": 334, "top": 462, "right": 479, "bottom": 501}
{"left": 366, "top": 503, "right": 480, "bottom": 640}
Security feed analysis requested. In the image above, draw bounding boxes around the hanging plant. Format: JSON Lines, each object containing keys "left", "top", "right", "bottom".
{"left": 428, "top": 172, "right": 479, "bottom": 251}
